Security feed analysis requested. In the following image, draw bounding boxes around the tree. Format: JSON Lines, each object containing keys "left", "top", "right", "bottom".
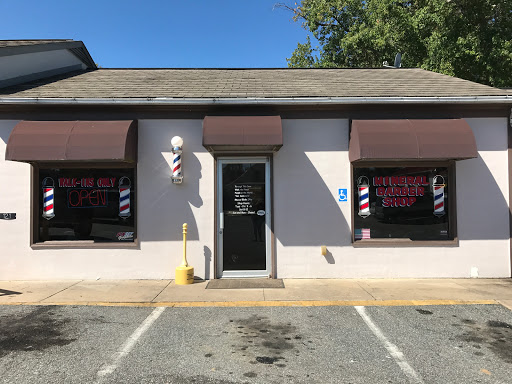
{"left": 282, "top": 0, "right": 512, "bottom": 87}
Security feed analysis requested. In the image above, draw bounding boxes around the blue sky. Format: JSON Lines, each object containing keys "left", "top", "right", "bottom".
{"left": 1, "top": 0, "right": 309, "bottom": 68}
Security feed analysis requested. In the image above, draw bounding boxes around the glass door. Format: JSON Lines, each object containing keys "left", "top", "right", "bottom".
{"left": 217, "top": 158, "right": 271, "bottom": 278}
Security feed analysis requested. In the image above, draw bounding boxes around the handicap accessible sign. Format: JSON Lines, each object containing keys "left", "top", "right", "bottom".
{"left": 338, "top": 189, "right": 347, "bottom": 202}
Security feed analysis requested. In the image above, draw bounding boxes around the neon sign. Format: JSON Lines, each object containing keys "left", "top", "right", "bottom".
{"left": 59, "top": 177, "right": 116, "bottom": 188}
{"left": 67, "top": 189, "right": 108, "bottom": 208}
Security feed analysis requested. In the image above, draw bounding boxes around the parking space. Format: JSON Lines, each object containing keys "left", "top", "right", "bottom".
{"left": 0, "top": 304, "right": 511, "bottom": 383}
{"left": 364, "top": 305, "right": 512, "bottom": 384}
{"left": 114, "top": 306, "right": 405, "bottom": 384}
{"left": 0, "top": 305, "right": 155, "bottom": 384}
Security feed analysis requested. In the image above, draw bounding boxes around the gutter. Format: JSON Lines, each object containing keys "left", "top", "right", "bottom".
{"left": 0, "top": 96, "right": 511, "bottom": 105}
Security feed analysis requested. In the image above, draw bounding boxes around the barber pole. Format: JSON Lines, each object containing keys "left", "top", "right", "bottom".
{"left": 42, "top": 177, "right": 55, "bottom": 220}
{"left": 358, "top": 176, "right": 371, "bottom": 218}
{"left": 171, "top": 136, "right": 184, "bottom": 184}
{"left": 433, "top": 175, "right": 445, "bottom": 217}
{"left": 172, "top": 151, "right": 182, "bottom": 179}
{"left": 119, "top": 177, "right": 131, "bottom": 219}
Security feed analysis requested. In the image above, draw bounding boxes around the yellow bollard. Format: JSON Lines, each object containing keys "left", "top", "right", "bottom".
{"left": 175, "top": 223, "right": 194, "bottom": 285}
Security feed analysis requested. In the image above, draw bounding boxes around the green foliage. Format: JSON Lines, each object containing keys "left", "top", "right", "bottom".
{"left": 287, "top": 36, "right": 318, "bottom": 67}
{"left": 285, "top": 0, "right": 512, "bottom": 87}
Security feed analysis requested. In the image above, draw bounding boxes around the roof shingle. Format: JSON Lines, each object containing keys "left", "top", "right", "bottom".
{"left": 0, "top": 68, "right": 509, "bottom": 99}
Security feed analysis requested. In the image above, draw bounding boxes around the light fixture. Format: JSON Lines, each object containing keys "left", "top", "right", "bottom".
{"left": 171, "top": 136, "right": 183, "bottom": 184}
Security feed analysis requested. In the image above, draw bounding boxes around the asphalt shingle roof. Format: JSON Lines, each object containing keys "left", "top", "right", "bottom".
{"left": 0, "top": 68, "right": 509, "bottom": 99}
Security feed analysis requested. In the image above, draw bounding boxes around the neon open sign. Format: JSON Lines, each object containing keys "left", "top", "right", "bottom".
{"left": 67, "top": 189, "right": 108, "bottom": 208}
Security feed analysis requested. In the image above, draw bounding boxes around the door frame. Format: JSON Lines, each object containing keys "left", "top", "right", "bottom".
{"left": 216, "top": 156, "right": 272, "bottom": 278}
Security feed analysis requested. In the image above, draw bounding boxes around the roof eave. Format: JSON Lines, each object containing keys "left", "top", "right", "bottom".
{"left": 0, "top": 41, "right": 96, "bottom": 69}
{"left": 0, "top": 96, "right": 511, "bottom": 105}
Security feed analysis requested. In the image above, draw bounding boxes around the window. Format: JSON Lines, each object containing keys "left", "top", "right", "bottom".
{"left": 35, "top": 166, "right": 136, "bottom": 244}
{"left": 352, "top": 164, "right": 455, "bottom": 244}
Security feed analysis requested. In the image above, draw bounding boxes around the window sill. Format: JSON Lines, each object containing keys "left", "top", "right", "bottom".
{"left": 352, "top": 238, "right": 459, "bottom": 248}
{"left": 31, "top": 240, "right": 139, "bottom": 250}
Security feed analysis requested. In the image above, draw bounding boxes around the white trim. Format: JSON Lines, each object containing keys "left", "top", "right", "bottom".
{"left": 0, "top": 96, "right": 511, "bottom": 105}
{"left": 221, "top": 270, "right": 269, "bottom": 278}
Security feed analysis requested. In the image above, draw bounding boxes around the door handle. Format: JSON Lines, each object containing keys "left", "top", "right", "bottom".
{"left": 219, "top": 212, "right": 224, "bottom": 233}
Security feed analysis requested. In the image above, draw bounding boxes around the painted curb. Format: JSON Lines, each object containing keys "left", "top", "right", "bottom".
{"left": 0, "top": 299, "right": 498, "bottom": 308}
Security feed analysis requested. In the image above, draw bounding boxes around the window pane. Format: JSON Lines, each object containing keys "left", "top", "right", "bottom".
{"left": 38, "top": 168, "right": 135, "bottom": 242}
{"left": 353, "top": 167, "right": 451, "bottom": 241}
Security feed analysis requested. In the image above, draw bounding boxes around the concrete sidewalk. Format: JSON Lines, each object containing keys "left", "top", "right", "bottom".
{"left": 1, "top": 278, "right": 512, "bottom": 308}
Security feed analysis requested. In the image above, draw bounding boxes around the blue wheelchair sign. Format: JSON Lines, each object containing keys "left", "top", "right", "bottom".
{"left": 338, "top": 189, "right": 348, "bottom": 202}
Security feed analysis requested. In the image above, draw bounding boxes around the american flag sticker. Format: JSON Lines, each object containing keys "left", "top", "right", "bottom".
{"left": 355, "top": 228, "right": 371, "bottom": 240}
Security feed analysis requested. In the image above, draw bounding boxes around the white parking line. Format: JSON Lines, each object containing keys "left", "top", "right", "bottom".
{"left": 355, "top": 306, "right": 424, "bottom": 384}
{"left": 95, "top": 306, "right": 166, "bottom": 383}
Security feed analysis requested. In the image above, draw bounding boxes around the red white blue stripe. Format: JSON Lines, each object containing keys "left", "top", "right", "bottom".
{"left": 355, "top": 228, "right": 371, "bottom": 240}
{"left": 43, "top": 187, "right": 55, "bottom": 220}
{"left": 119, "top": 177, "right": 131, "bottom": 218}
{"left": 358, "top": 177, "right": 371, "bottom": 218}
{"left": 42, "top": 177, "right": 55, "bottom": 220}
{"left": 172, "top": 152, "right": 182, "bottom": 178}
{"left": 433, "top": 175, "right": 445, "bottom": 217}
{"left": 434, "top": 185, "right": 445, "bottom": 216}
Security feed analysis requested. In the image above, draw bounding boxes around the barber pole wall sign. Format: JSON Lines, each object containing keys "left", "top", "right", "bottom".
{"left": 171, "top": 136, "right": 183, "bottom": 184}
{"left": 433, "top": 175, "right": 445, "bottom": 217}
{"left": 42, "top": 177, "right": 55, "bottom": 220}
{"left": 358, "top": 176, "right": 371, "bottom": 218}
{"left": 173, "top": 152, "right": 181, "bottom": 178}
{"left": 119, "top": 177, "right": 131, "bottom": 219}
{"left": 171, "top": 149, "right": 183, "bottom": 184}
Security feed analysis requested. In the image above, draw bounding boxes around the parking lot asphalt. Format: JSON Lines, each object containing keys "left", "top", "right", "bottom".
{"left": 1, "top": 304, "right": 512, "bottom": 384}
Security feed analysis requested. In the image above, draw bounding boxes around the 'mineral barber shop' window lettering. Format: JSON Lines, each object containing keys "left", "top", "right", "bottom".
{"left": 353, "top": 166, "right": 452, "bottom": 242}
{"left": 37, "top": 168, "right": 136, "bottom": 243}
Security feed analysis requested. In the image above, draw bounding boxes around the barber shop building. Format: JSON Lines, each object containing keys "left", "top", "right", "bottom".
{"left": 1, "top": 40, "right": 511, "bottom": 280}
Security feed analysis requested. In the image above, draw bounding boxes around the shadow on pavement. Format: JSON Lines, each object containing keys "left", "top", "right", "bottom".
{"left": 0, "top": 288, "right": 22, "bottom": 296}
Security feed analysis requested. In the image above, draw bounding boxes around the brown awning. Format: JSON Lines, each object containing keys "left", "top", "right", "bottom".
{"left": 5, "top": 120, "right": 137, "bottom": 163}
{"left": 349, "top": 119, "right": 478, "bottom": 162}
{"left": 203, "top": 116, "right": 282, "bottom": 152}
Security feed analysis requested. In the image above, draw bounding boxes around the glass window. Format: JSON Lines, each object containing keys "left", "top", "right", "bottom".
{"left": 37, "top": 168, "right": 136, "bottom": 243}
{"left": 353, "top": 166, "right": 453, "bottom": 242}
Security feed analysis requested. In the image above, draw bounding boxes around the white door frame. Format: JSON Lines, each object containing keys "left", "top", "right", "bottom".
{"left": 216, "top": 157, "right": 271, "bottom": 278}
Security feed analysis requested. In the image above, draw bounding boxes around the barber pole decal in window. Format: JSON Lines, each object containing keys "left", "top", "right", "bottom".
{"left": 42, "top": 177, "right": 55, "bottom": 220}
{"left": 433, "top": 175, "right": 445, "bottom": 217}
{"left": 357, "top": 176, "right": 371, "bottom": 218}
{"left": 119, "top": 177, "right": 131, "bottom": 219}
